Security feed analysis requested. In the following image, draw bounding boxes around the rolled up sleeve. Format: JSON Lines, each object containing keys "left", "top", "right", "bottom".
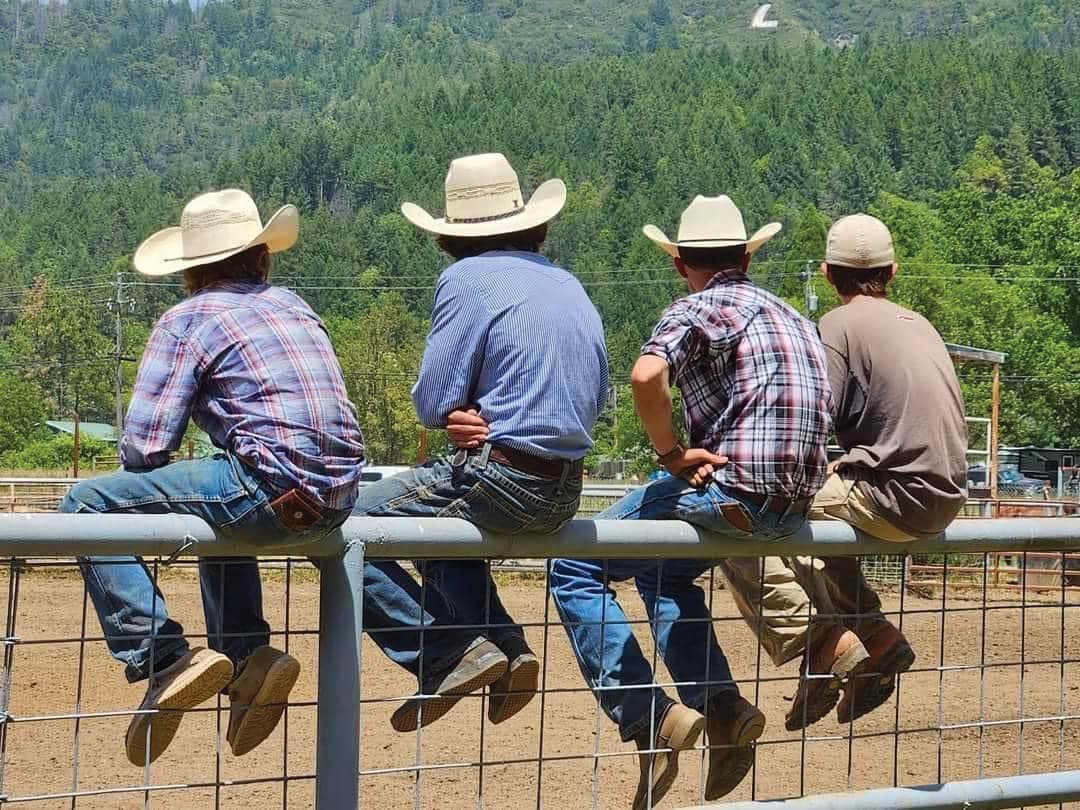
{"left": 120, "top": 325, "right": 199, "bottom": 470}
{"left": 411, "top": 273, "right": 489, "bottom": 428}
{"left": 641, "top": 301, "right": 703, "bottom": 384}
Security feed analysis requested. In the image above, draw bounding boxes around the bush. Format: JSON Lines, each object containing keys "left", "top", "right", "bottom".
{"left": 0, "top": 435, "right": 110, "bottom": 470}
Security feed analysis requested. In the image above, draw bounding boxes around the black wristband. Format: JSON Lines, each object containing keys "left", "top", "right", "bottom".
{"left": 656, "top": 442, "right": 685, "bottom": 462}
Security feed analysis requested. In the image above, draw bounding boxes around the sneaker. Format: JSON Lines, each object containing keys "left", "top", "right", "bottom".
{"left": 125, "top": 648, "right": 234, "bottom": 766}
{"left": 785, "top": 626, "right": 869, "bottom": 731}
{"left": 633, "top": 702, "right": 705, "bottom": 810}
{"left": 488, "top": 635, "right": 540, "bottom": 725}
{"left": 227, "top": 646, "right": 301, "bottom": 757}
{"left": 390, "top": 639, "right": 507, "bottom": 733}
{"left": 704, "top": 695, "right": 766, "bottom": 801}
{"left": 836, "top": 623, "right": 915, "bottom": 724}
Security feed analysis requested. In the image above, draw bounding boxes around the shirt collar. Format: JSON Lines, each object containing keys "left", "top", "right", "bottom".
{"left": 193, "top": 279, "right": 269, "bottom": 296}
{"left": 703, "top": 267, "right": 750, "bottom": 289}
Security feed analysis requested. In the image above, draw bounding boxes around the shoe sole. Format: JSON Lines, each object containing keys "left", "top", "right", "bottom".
{"left": 704, "top": 707, "right": 766, "bottom": 801}
{"left": 785, "top": 643, "right": 870, "bottom": 732}
{"left": 633, "top": 711, "right": 705, "bottom": 810}
{"left": 126, "top": 652, "right": 234, "bottom": 767}
{"left": 488, "top": 654, "right": 539, "bottom": 725}
{"left": 840, "top": 643, "right": 916, "bottom": 724}
{"left": 228, "top": 654, "right": 301, "bottom": 757}
{"left": 391, "top": 657, "right": 507, "bottom": 733}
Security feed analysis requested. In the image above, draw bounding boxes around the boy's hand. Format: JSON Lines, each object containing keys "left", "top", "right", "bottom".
{"left": 659, "top": 445, "right": 728, "bottom": 488}
{"left": 446, "top": 408, "right": 489, "bottom": 449}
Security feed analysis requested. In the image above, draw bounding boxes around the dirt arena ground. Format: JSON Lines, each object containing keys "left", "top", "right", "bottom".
{"left": 1, "top": 567, "right": 1078, "bottom": 809}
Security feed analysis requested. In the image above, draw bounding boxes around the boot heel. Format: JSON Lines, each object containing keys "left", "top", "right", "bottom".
{"left": 668, "top": 710, "right": 705, "bottom": 750}
{"left": 831, "top": 642, "right": 871, "bottom": 680}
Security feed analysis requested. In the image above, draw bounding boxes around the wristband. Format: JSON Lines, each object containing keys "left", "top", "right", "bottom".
{"left": 655, "top": 442, "right": 685, "bottom": 463}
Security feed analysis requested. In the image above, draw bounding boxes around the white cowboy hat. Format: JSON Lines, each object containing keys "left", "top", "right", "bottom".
{"left": 643, "top": 195, "right": 781, "bottom": 258}
{"left": 401, "top": 153, "right": 566, "bottom": 238}
{"left": 133, "top": 189, "right": 299, "bottom": 277}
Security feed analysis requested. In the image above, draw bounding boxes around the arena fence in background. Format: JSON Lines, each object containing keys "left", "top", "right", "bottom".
{"left": 0, "top": 515, "right": 1076, "bottom": 809}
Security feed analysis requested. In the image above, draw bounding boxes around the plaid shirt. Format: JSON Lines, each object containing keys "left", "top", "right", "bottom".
{"left": 642, "top": 269, "right": 831, "bottom": 499}
{"left": 121, "top": 280, "right": 366, "bottom": 511}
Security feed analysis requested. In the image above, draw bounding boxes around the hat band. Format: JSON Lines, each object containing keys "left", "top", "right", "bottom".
{"left": 164, "top": 243, "right": 247, "bottom": 263}
{"left": 446, "top": 206, "right": 526, "bottom": 225}
{"left": 678, "top": 237, "right": 746, "bottom": 245}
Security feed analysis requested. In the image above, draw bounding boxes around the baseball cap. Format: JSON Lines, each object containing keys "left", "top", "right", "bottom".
{"left": 825, "top": 214, "right": 895, "bottom": 270}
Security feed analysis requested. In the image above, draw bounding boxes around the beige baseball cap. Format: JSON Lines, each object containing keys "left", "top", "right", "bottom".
{"left": 825, "top": 214, "right": 895, "bottom": 270}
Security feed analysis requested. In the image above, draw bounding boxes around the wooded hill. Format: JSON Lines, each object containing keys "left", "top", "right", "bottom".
{"left": 1, "top": 0, "right": 1079, "bottom": 467}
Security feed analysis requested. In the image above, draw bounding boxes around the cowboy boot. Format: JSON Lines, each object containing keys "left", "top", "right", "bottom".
{"left": 785, "top": 626, "right": 869, "bottom": 731}
{"left": 836, "top": 622, "right": 915, "bottom": 724}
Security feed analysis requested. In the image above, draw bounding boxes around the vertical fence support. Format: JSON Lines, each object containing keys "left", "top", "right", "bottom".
{"left": 315, "top": 539, "right": 365, "bottom": 810}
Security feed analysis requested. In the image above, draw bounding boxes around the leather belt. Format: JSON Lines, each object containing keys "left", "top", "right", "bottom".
{"left": 728, "top": 487, "right": 812, "bottom": 516}
{"left": 489, "top": 445, "right": 583, "bottom": 480}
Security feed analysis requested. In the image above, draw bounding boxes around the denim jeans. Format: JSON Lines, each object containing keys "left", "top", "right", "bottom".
{"left": 355, "top": 444, "right": 580, "bottom": 684}
{"left": 63, "top": 453, "right": 348, "bottom": 683}
{"left": 550, "top": 473, "right": 807, "bottom": 741}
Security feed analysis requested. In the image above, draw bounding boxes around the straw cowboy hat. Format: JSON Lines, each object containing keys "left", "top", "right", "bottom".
{"left": 402, "top": 153, "right": 566, "bottom": 238}
{"left": 133, "top": 189, "right": 299, "bottom": 276}
{"left": 643, "top": 195, "right": 781, "bottom": 258}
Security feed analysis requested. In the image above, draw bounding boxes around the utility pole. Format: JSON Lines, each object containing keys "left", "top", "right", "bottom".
{"left": 108, "top": 270, "right": 135, "bottom": 438}
{"left": 802, "top": 260, "right": 819, "bottom": 319}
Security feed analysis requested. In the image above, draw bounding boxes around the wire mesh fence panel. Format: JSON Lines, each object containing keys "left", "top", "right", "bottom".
{"left": 0, "top": 545, "right": 1076, "bottom": 810}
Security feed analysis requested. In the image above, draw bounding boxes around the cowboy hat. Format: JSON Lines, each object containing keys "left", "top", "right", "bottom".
{"left": 133, "top": 189, "right": 299, "bottom": 277}
{"left": 401, "top": 153, "right": 566, "bottom": 238}
{"left": 643, "top": 195, "right": 781, "bottom": 258}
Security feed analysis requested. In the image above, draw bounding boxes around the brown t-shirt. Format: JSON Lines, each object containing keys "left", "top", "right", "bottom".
{"left": 819, "top": 297, "right": 968, "bottom": 537}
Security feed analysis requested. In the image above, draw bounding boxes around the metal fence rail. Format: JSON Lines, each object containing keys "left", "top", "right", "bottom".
{"left": 0, "top": 514, "right": 1077, "bottom": 809}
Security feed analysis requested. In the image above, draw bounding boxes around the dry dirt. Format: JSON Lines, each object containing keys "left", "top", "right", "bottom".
{"left": 1, "top": 568, "right": 1078, "bottom": 809}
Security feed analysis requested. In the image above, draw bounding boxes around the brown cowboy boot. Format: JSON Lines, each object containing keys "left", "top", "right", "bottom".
{"left": 785, "top": 626, "right": 869, "bottom": 731}
{"left": 632, "top": 702, "right": 705, "bottom": 810}
{"left": 704, "top": 694, "right": 766, "bottom": 800}
{"left": 836, "top": 622, "right": 915, "bottom": 724}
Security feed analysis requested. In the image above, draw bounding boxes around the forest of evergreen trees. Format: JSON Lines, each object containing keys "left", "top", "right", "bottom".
{"left": 1, "top": 0, "right": 1080, "bottom": 468}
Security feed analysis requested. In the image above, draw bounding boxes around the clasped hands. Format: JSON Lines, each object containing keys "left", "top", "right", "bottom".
{"left": 446, "top": 407, "right": 725, "bottom": 489}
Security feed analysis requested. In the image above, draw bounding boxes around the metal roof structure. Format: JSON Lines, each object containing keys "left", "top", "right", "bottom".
{"left": 44, "top": 421, "right": 117, "bottom": 443}
{"left": 946, "top": 343, "right": 1007, "bottom": 366}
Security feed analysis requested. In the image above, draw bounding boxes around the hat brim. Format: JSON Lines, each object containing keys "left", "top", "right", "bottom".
{"left": 643, "top": 221, "right": 782, "bottom": 258}
{"left": 133, "top": 204, "right": 300, "bottom": 277}
{"left": 401, "top": 178, "right": 566, "bottom": 238}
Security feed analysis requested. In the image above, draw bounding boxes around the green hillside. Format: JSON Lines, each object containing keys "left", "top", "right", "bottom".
{"left": 1, "top": 0, "right": 1080, "bottom": 466}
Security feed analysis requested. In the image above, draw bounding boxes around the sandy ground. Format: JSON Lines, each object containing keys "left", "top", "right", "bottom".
{"left": 0, "top": 567, "right": 1078, "bottom": 809}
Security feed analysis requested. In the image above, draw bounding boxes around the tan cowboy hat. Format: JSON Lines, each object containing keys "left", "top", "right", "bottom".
{"left": 643, "top": 195, "right": 781, "bottom": 258}
{"left": 401, "top": 153, "right": 566, "bottom": 238}
{"left": 133, "top": 189, "right": 299, "bottom": 277}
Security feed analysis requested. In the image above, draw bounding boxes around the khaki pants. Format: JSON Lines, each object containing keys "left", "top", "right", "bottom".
{"left": 722, "top": 475, "right": 914, "bottom": 666}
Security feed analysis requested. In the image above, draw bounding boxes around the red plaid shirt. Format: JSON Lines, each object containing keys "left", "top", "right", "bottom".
{"left": 121, "top": 281, "right": 365, "bottom": 511}
{"left": 642, "top": 269, "right": 831, "bottom": 499}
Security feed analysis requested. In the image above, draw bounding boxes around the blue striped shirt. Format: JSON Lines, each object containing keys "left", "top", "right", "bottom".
{"left": 412, "top": 251, "right": 609, "bottom": 461}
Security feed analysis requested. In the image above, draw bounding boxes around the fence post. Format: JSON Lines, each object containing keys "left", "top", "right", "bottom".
{"left": 314, "top": 539, "right": 365, "bottom": 809}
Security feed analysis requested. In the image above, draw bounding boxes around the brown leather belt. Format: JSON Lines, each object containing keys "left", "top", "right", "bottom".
{"left": 489, "top": 445, "right": 583, "bottom": 480}
{"left": 728, "top": 487, "right": 812, "bottom": 516}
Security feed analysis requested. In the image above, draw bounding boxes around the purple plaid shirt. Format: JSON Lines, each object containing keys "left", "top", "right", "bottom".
{"left": 642, "top": 269, "right": 831, "bottom": 499}
{"left": 121, "top": 280, "right": 365, "bottom": 511}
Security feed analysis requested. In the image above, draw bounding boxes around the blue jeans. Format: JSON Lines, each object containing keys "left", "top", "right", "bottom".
{"left": 63, "top": 454, "right": 348, "bottom": 683}
{"left": 550, "top": 474, "right": 806, "bottom": 741}
{"left": 356, "top": 445, "right": 580, "bottom": 683}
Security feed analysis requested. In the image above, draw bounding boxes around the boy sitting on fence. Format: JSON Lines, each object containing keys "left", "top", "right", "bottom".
{"left": 728, "top": 214, "right": 968, "bottom": 728}
{"left": 64, "top": 190, "right": 365, "bottom": 766}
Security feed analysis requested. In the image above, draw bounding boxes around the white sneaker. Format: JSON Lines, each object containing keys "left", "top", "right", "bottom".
{"left": 125, "top": 648, "right": 234, "bottom": 766}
